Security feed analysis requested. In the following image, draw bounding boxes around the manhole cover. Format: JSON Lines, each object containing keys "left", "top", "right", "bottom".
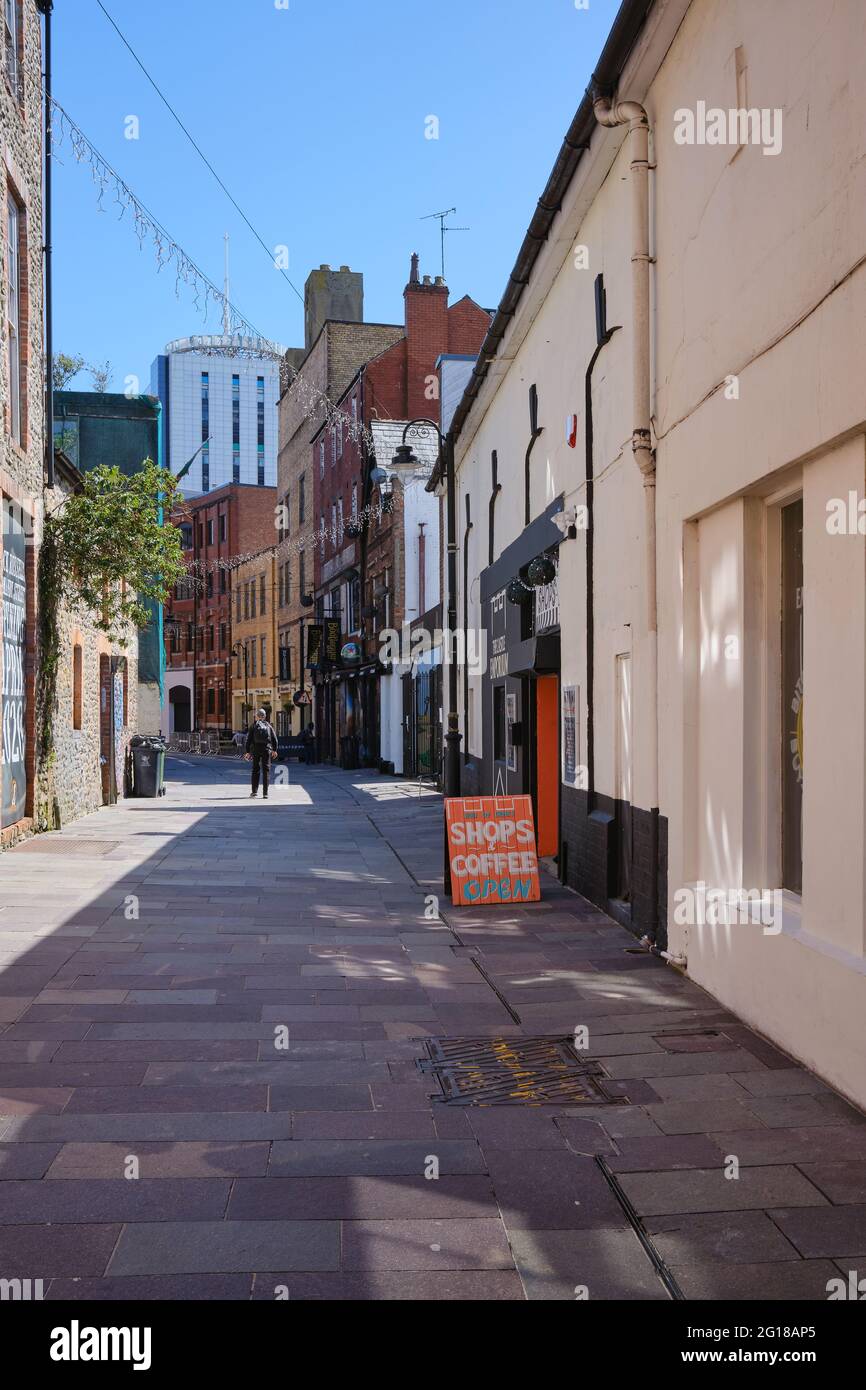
{"left": 420, "top": 1036, "right": 617, "bottom": 1106}
{"left": 12, "top": 839, "right": 119, "bottom": 857}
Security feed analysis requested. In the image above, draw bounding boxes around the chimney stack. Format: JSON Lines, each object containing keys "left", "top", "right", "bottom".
{"left": 304, "top": 265, "right": 364, "bottom": 350}
{"left": 403, "top": 254, "right": 449, "bottom": 422}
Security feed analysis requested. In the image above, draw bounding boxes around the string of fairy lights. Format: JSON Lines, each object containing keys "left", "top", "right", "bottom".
{"left": 49, "top": 97, "right": 376, "bottom": 452}
{"left": 173, "top": 497, "right": 391, "bottom": 598}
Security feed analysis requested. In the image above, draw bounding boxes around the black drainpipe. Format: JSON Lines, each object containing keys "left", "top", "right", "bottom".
{"left": 462, "top": 492, "right": 473, "bottom": 746}
{"left": 39, "top": 1, "right": 55, "bottom": 488}
{"left": 524, "top": 385, "right": 543, "bottom": 526}
{"left": 585, "top": 275, "right": 619, "bottom": 810}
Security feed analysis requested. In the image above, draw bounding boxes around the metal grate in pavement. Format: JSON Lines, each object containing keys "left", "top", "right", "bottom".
{"left": 11, "top": 838, "right": 120, "bottom": 857}
{"left": 420, "top": 1035, "right": 620, "bottom": 1107}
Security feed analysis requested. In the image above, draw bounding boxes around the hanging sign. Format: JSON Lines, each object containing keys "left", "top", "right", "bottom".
{"left": 324, "top": 618, "right": 341, "bottom": 665}
{"left": 306, "top": 624, "right": 323, "bottom": 668}
{"left": 445, "top": 795, "right": 541, "bottom": 906}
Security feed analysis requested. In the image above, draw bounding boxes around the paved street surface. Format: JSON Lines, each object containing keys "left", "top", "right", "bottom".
{"left": 0, "top": 756, "right": 863, "bottom": 1301}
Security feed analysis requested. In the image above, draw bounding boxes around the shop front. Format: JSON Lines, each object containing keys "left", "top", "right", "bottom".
{"left": 474, "top": 500, "right": 564, "bottom": 865}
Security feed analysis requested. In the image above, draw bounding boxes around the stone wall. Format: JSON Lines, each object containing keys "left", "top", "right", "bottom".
{"left": 42, "top": 600, "right": 139, "bottom": 829}
{"left": 1, "top": 1, "right": 46, "bottom": 844}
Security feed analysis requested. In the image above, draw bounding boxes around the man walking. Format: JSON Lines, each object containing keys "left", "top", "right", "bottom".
{"left": 245, "top": 708, "right": 278, "bottom": 799}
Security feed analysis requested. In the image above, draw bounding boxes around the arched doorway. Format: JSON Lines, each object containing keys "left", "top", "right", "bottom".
{"left": 169, "top": 684, "right": 191, "bottom": 733}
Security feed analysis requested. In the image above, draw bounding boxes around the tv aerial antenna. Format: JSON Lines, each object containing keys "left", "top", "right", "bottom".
{"left": 421, "top": 207, "right": 469, "bottom": 281}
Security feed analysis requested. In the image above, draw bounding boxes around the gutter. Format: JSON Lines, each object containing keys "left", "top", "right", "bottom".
{"left": 447, "top": 0, "right": 655, "bottom": 449}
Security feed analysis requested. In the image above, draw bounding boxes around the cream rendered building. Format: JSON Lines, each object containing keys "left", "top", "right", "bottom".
{"left": 450, "top": 0, "right": 866, "bottom": 1105}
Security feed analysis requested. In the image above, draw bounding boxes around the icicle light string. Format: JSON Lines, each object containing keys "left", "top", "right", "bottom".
{"left": 171, "top": 498, "right": 388, "bottom": 596}
{"left": 49, "top": 98, "right": 375, "bottom": 451}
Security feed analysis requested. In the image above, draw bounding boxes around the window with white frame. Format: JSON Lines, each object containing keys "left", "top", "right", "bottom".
{"left": 4, "top": 0, "right": 20, "bottom": 94}
{"left": 6, "top": 192, "right": 22, "bottom": 445}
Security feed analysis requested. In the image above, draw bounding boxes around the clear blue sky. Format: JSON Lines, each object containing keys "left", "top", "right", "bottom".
{"left": 52, "top": 0, "right": 622, "bottom": 391}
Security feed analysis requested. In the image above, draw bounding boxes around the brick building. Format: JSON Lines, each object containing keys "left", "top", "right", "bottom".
{"left": 1, "top": 0, "right": 45, "bottom": 840}
{"left": 275, "top": 265, "right": 403, "bottom": 736}
{"left": 230, "top": 547, "right": 279, "bottom": 732}
{"left": 310, "top": 255, "right": 490, "bottom": 767}
{"left": 163, "top": 483, "right": 276, "bottom": 736}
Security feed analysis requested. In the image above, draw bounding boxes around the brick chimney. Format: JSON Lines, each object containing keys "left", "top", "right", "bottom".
{"left": 403, "top": 253, "right": 449, "bottom": 421}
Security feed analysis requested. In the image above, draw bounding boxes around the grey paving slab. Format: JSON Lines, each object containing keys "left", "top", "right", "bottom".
{"left": 229, "top": 1175, "right": 499, "bottom": 1221}
{"left": 799, "top": 1161, "right": 866, "bottom": 1205}
{"left": 0, "top": 1177, "right": 229, "bottom": 1222}
{"left": 141, "top": 1059, "right": 389, "bottom": 1086}
{"left": 743, "top": 1094, "right": 866, "bottom": 1129}
{"left": 340, "top": 1217, "right": 513, "bottom": 1271}
{"left": 249, "top": 1270, "right": 525, "bottom": 1300}
{"left": 709, "top": 1126, "right": 866, "bottom": 1165}
{"left": 770, "top": 1205, "right": 866, "bottom": 1257}
{"left": 730, "top": 1069, "right": 831, "bottom": 1097}
{"left": 485, "top": 1150, "right": 629, "bottom": 1231}
{"left": 0, "top": 1142, "right": 61, "bottom": 1178}
{"left": 47, "top": 1274, "right": 254, "bottom": 1300}
{"left": 269, "top": 1139, "right": 485, "bottom": 1177}
{"left": 645, "top": 1099, "right": 768, "bottom": 1134}
{"left": 605, "top": 1134, "right": 729, "bottom": 1172}
{"left": 509, "top": 1227, "right": 670, "bottom": 1300}
{"left": 466, "top": 1109, "right": 569, "bottom": 1151}
{"left": 0, "top": 1223, "right": 121, "bottom": 1277}
{"left": 46, "top": 1141, "right": 271, "bottom": 1179}
{"left": 670, "top": 1259, "right": 840, "bottom": 1300}
{"left": 290, "top": 1111, "right": 436, "bottom": 1140}
{"left": 645, "top": 1210, "right": 804, "bottom": 1267}
{"left": 618, "top": 1165, "right": 828, "bottom": 1215}
{"left": 109, "top": 1220, "right": 341, "bottom": 1275}
{"left": 601, "top": 1050, "right": 769, "bottom": 1078}
{"left": 0, "top": 1112, "right": 294, "bottom": 1142}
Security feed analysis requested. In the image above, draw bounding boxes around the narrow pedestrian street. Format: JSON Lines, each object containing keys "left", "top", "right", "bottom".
{"left": 0, "top": 757, "right": 862, "bottom": 1301}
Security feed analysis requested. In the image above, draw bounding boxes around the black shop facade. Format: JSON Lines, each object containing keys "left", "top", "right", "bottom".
{"left": 464, "top": 499, "right": 563, "bottom": 867}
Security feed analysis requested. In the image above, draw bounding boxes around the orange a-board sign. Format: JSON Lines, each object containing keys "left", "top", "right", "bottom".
{"left": 445, "top": 795, "right": 541, "bottom": 906}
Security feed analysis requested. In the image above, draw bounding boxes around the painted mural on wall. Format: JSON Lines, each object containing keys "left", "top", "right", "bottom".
{"left": 113, "top": 668, "right": 125, "bottom": 794}
{"left": 2, "top": 505, "right": 27, "bottom": 828}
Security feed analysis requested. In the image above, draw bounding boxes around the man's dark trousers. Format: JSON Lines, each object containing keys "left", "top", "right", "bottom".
{"left": 251, "top": 752, "right": 271, "bottom": 796}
